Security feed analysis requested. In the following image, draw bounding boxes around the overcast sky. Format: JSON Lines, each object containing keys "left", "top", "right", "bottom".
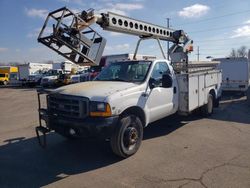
{"left": 1, "top": 0, "right": 250, "bottom": 63}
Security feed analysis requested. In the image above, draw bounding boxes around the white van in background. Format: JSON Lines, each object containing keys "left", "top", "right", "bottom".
{"left": 213, "top": 57, "right": 250, "bottom": 93}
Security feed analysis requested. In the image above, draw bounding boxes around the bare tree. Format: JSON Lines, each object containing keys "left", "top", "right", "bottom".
{"left": 229, "top": 46, "right": 248, "bottom": 57}
{"left": 230, "top": 48, "right": 237, "bottom": 57}
{"left": 237, "top": 46, "right": 247, "bottom": 57}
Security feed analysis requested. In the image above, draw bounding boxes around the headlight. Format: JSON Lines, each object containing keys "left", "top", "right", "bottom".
{"left": 90, "top": 101, "right": 112, "bottom": 117}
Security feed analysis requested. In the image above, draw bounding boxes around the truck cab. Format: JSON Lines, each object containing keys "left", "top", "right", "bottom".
{"left": 94, "top": 59, "right": 178, "bottom": 124}
{"left": 0, "top": 66, "right": 18, "bottom": 85}
{"left": 0, "top": 73, "right": 9, "bottom": 85}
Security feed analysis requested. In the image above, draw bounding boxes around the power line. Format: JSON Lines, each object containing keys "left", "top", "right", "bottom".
{"left": 195, "top": 37, "right": 241, "bottom": 43}
{"left": 198, "top": 54, "right": 229, "bottom": 56}
{"left": 175, "top": 9, "right": 250, "bottom": 26}
{"left": 198, "top": 48, "right": 232, "bottom": 51}
{"left": 196, "top": 40, "right": 250, "bottom": 45}
{"left": 188, "top": 23, "right": 248, "bottom": 34}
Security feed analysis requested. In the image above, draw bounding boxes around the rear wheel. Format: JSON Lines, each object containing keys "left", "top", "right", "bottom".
{"left": 110, "top": 114, "right": 143, "bottom": 158}
{"left": 200, "top": 94, "right": 213, "bottom": 116}
{"left": 247, "top": 87, "right": 250, "bottom": 105}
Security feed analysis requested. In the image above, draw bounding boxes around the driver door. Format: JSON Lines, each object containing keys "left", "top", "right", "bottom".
{"left": 146, "top": 62, "right": 175, "bottom": 123}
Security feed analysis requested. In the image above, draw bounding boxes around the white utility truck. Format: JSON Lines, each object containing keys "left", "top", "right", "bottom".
{"left": 18, "top": 63, "right": 52, "bottom": 86}
{"left": 213, "top": 57, "right": 250, "bottom": 93}
{"left": 36, "top": 7, "right": 222, "bottom": 158}
{"left": 18, "top": 63, "right": 52, "bottom": 81}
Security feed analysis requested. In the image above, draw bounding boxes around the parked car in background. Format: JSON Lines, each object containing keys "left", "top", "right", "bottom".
{"left": 40, "top": 69, "right": 63, "bottom": 87}
{"left": 87, "top": 65, "right": 103, "bottom": 80}
{"left": 26, "top": 71, "right": 46, "bottom": 87}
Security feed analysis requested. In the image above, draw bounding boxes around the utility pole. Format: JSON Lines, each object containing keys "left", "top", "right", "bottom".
{"left": 166, "top": 18, "right": 170, "bottom": 60}
{"left": 197, "top": 46, "right": 200, "bottom": 61}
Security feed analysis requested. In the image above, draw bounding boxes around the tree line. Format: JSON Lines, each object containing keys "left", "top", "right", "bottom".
{"left": 229, "top": 46, "right": 249, "bottom": 58}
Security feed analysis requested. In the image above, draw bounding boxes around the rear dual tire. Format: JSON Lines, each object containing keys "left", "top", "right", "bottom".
{"left": 247, "top": 87, "right": 250, "bottom": 105}
{"left": 200, "top": 94, "right": 214, "bottom": 116}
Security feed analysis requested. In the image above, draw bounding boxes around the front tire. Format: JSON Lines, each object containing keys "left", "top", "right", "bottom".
{"left": 200, "top": 94, "right": 214, "bottom": 116}
{"left": 3, "top": 80, "right": 8, "bottom": 85}
{"left": 110, "top": 114, "right": 143, "bottom": 158}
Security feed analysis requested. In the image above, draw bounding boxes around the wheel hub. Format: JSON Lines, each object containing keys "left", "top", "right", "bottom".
{"left": 124, "top": 127, "right": 138, "bottom": 147}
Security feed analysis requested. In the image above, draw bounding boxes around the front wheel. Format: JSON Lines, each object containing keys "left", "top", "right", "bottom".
{"left": 3, "top": 80, "right": 8, "bottom": 85}
{"left": 110, "top": 114, "right": 143, "bottom": 158}
{"left": 200, "top": 94, "right": 213, "bottom": 116}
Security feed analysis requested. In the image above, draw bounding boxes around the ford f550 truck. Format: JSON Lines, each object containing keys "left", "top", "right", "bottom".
{"left": 37, "top": 59, "right": 221, "bottom": 157}
{"left": 36, "top": 7, "right": 222, "bottom": 157}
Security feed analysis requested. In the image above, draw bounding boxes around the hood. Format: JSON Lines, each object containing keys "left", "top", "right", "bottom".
{"left": 53, "top": 81, "right": 137, "bottom": 101}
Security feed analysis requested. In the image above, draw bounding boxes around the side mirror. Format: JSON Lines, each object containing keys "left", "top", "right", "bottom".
{"left": 149, "top": 78, "right": 156, "bottom": 89}
{"left": 162, "top": 74, "right": 172, "bottom": 88}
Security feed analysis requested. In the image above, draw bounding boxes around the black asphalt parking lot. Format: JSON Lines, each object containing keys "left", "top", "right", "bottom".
{"left": 0, "top": 87, "right": 250, "bottom": 188}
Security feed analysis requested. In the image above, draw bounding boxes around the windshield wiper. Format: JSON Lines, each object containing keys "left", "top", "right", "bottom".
{"left": 96, "top": 78, "right": 129, "bottom": 82}
{"left": 111, "top": 78, "right": 128, "bottom": 82}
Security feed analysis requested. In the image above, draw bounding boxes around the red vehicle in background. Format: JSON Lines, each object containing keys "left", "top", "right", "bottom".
{"left": 88, "top": 65, "right": 103, "bottom": 80}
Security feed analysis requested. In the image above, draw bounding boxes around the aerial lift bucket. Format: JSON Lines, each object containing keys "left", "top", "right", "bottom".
{"left": 37, "top": 7, "right": 106, "bottom": 65}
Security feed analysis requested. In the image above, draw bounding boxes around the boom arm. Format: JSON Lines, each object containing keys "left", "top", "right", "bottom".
{"left": 38, "top": 7, "right": 192, "bottom": 65}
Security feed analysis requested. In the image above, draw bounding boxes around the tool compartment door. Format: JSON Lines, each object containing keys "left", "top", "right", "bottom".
{"left": 198, "top": 75, "right": 205, "bottom": 107}
{"left": 205, "top": 72, "right": 218, "bottom": 88}
{"left": 188, "top": 75, "right": 199, "bottom": 111}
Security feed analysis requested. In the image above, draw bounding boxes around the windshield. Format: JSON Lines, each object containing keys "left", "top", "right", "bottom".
{"left": 45, "top": 69, "right": 61, "bottom": 76}
{"left": 95, "top": 61, "right": 151, "bottom": 83}
{"left": 0, "top": 74, "right": 6, "bottom": 77}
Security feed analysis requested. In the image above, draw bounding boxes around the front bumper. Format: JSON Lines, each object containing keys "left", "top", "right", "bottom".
{"left": 48, "top": 115, "right": 119, "bottom": 138}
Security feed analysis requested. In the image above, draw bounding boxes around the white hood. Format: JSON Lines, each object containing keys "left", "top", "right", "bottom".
{"left": 54, "top": 81, "right": 137, "bottom": 101}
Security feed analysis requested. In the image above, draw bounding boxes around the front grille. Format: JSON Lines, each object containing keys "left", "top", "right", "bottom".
{"left": 48, "top": 94, "right": 88, "bottom": 119}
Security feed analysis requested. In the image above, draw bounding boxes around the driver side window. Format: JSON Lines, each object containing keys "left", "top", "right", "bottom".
{"left": 150, "top": 62, "right": 169, "bottom": 87}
